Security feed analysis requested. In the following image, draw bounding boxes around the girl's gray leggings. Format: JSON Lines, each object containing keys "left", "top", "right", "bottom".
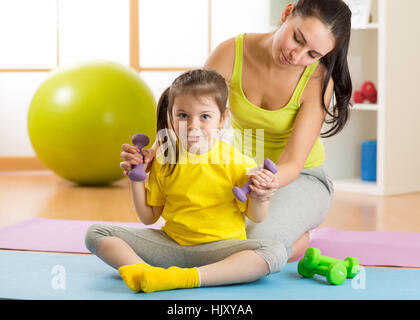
{"left": 85, "top": 165, "right": 334, "bottom": 274}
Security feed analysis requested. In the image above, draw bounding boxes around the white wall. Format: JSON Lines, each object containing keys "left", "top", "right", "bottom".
{"left": 0, "top": 0, "right": 272, "bottom": 157}
{"left": 383, "top": 0, "right": 420, "bottom": 194}
{"left": 0, "top": 72, "right": 49, "bottom": 156}
{"left": 0, "top": 0, "right": 130, "bottom": 157}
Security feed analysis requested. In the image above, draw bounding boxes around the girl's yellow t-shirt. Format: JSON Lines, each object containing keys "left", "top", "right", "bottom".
{"left": 145, "top": 138, "right": 257, "bottom": 246}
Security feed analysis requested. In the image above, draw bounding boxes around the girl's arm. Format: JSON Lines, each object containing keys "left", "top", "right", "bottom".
{"left": 142, "top": 141, "right": 159, "bottom": 173}
{"left": 129, "top": 176, "right": 163, "bottom": 225}
{"left": 243, "top": 168, "right": 271, "bottom": 223}
{"left": 120, "top": 140, "right": 159, "bottom": 176}
{"left": 121, "top": 142, "right": 163, "bottom": 224}
{"left": 245, "top": 196, "right": 270, "bottom": 223}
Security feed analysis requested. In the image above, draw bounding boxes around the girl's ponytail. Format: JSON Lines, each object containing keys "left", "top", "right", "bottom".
{"left": 156, "top": 87, "right": 171, "bottom": 133}
{"left": 156, "top": 87, "right": 177, "bottom": 174}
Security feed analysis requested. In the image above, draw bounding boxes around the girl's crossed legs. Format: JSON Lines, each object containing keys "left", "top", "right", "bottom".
{"left": 85, "top": 224, "right": 287, "bottom": 292}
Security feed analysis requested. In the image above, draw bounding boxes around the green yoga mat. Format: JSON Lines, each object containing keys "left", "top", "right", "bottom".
{"left": 0, "top": 250, "right": 419, "bottom": 300}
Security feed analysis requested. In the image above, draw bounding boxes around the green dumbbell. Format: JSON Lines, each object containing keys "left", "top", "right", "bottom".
{"left": 303, "top": 247, "right": 359, "bottom": 278}
{"left": 298, "top": 258, "right": 348, "bottom": 285}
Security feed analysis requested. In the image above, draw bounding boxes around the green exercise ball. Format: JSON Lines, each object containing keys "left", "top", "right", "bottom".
{"left": 28, "top": 60, "right": 156, "bottom": 186}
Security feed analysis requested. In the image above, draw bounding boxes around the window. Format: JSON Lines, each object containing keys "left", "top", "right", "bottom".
{"left": 0, "top": 0, "right": 271, "bottom": 156}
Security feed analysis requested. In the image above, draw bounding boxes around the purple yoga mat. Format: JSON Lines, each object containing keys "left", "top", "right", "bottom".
{"left": 0, "top": 217, "right": 163, "bottom": 253}
{"left": 1, "top": 218, "right": 419, "bottom": 267}
{"left": 309, "top": 228, "right": 420, "bottom": 268}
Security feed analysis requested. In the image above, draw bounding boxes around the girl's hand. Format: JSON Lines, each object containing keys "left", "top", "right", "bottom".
{"left": 139, "top": 148, "right": 156, "bottom": 173}
{"left": 120, "top": 144, "right": 155, "bottom": 176}
{"left": 247, "top": 165, "right": 279, "bottom": 202}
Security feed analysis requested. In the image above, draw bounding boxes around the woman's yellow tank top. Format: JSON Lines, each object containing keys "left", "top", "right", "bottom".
{"left": 228, "top": 34, "right": 325, "bottom": 168}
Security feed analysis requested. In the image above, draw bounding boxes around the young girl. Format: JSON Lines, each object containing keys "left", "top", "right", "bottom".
{"left": 85, "top": 69, "right": 287, "bottom": 293}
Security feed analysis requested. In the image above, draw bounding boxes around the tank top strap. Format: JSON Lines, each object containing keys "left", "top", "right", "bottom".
{"left": 230, "top": 34, "right": 245, "bottom": 87}
{"left": 289, "top": 60, "right": 319, "bottom": 106}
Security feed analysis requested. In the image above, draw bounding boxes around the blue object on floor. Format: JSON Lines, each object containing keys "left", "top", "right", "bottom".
{"left": 361, "top": 140, "right": 377, "bottom": 182}
{"left": 0, "top": 250, "right": 419, "bottom": 300}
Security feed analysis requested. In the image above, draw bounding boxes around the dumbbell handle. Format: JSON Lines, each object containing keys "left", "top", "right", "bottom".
{"left": 128, "top": 134, "right": 149, "bottom": 182}
{"left": 317, "top": 255, "right": 350, "bottom": 267}
{"left": 307, "top": 264, "right": 329, "bottom": 276}
{"left": 232, "top": 158, "right": 278, "bottom": 202}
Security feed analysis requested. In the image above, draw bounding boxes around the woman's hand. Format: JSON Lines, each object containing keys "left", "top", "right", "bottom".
{"left": 247, "top": 164, "right": 279, "bottom": 202}
{"left": 120, "top": 144, "right": 155, "bottom": 176}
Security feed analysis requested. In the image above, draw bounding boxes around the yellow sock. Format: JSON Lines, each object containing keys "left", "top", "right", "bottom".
{"left": 118, "top": 262, "right": 151, "bottom": 292}
{"left": 118, "top": 263, "right": 200, "bottom": 293}
{"left": 140, "top": 266, "right": 200, "bottom": 293}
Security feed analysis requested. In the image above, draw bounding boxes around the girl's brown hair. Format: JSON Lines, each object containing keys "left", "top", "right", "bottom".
{"left": 155, "top": 69, "right": 228, "bottom": 176}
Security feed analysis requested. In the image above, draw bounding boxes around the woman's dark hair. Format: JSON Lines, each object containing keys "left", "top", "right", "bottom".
{"left": 292, "top": 0, "right": 353, "bottom": 137}
{"left": 155, "top": 69, "right": 228, "bottom": 176}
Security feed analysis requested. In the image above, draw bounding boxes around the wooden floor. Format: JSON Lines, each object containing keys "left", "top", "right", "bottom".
{"left": 1, "top": 170, "right": 420, "bottom": 233}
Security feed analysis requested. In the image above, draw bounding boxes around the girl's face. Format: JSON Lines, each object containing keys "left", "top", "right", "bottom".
{"left": 272, "top": 4, "right": 335, "bottom": 67}
{"left": 171, "top": 94, "right": 228, "bottom": 153}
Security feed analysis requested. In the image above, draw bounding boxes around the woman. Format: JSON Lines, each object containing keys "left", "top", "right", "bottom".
{"left": 122, "top": 0, "right": 352, "bottom": 262}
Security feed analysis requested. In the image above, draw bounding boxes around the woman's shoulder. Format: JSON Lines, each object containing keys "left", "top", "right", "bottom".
{"left": 314, "top": 60, "right": 336, "bottom": 82}
{"left": 302, "top": 61, "right": 335, "bottom": 105}
{"left": 311, "top": 60, "right": 328, "bottom": 79}
{"left": 204, "top": 37, "right": 236, "bottom": 81}
{"left": 307, "top": 62, "right": 334, "bottom": 90}
{"left": 204, "top": 33, "right": 269, "bottom": 81}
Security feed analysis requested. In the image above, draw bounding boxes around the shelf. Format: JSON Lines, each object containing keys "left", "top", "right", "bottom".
{"left": 352, "top": 103, "right": 379, "bottom": 111}
{"left": 332, "top": 178, "right": 379, "bottom": 195}
{"left": 352, "top": 23, "right": 379, "bottom": 30}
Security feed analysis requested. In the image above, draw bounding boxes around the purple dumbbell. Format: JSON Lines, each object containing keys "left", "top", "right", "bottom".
{"left": 233, "top": 158, "right": 278, "bottom": 202}
{"left": 128, "top": 134, "right": 150, "bottom": 182}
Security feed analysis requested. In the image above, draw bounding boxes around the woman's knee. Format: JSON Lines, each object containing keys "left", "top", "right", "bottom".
{"left": 288, "top": 231, "right": 310, "bottom": 262}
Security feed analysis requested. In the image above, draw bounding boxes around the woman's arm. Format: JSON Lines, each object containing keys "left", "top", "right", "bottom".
{"left": 203, "top": 37, "right": 235, "bottom": 81}
{"left": 248, "top": 72, "right": 334, "bottom": 201}
{"left": 273, "top": 75, "right": 334, "bottom": 188}
{"left": 129, "top": 177, "right": 163, "bottom": 225}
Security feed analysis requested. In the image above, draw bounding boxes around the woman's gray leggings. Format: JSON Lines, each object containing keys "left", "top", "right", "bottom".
{"left": 85, "top": 165, "right": 334, "bottom": 274}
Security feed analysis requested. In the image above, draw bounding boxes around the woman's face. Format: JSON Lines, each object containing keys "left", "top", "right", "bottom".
{"left": 272, "top": 6, "right": 335, "bottom": 67}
